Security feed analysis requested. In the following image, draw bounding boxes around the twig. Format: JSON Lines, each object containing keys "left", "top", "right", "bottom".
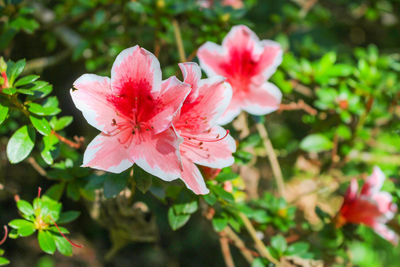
{"left": 24, "top": 50, "right": 71, "bottom": 74}
{"left": 224, "top": 227, "right": 255, "bottom": 264}
{"left": 239, "top": 213, "right": 280, "bottom": 265}
{"left": 290, "top": 80, "right": 313, "bottom": 97}
{"left": 219, "top": 233, "right": 235, "bottom": 267}
{"left": 52, "top": 131, "right": 82, "bottom": 149}
{"left": 255, "top": 123, "right": 285, "bottom": 198}
{"left": 186, "top": 49, "right": 198, "bottom": 62}
{"left": 27, "top": 157, "right": 47, "bottom": 176}
{"left": 172, "top": 19, "right": 186, "bottom": 62}
{"left": 278, "top": 100, "right": 317, "bottom": 116}
{"left": 203, "top": 206, "right": 254, "bottom": 264}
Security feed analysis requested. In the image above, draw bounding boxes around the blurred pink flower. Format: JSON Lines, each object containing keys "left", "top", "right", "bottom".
{"left": 71, "top": 45, "right": 191, "bottom": 181}
{"left": 198, "top": 0, "right": 244, "bottom": 9}
{"left": 174, "top": 63, "right": 236, "bottom": 194}
{"left": 337, "top": 166, "right": 398, "bottom": 245}
{"left": 197, "top": 25, "right": 283, "bottom": 124}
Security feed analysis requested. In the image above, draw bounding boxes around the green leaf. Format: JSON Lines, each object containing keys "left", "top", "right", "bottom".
{"left": 104, "top": 172, "right": 129, "bottom": 198}
{"left": 300, "top": 134, "right": 333, "bottom": 153}
{"left": 17, "top": 200, "right": 34, "bottom": 216}
{"left": 251, "top": 258, "right": 266, "bottom": 267}
{"left": 8, "top": 219, "right": 33, "bottom": 229}
{"left": 53, "top": 234, "right": 73, "bottom": 256}
{"left": 57, "top": 211, "right": 80, "bottom": 224}
{"left": 28, "top": 103, "right": 60, "bottom": 116}
{"left": 168, "top": 207, "right": 190, "bottom": 230}
{"left": 134, "top": 167, "right": 153, "bottom": 194}
{"left": 287, "top": 242, "right": 309, "bottom": 256}
{"left": 203, "top": 192, "right": 217, "bottom": 205}
{"left": 14, "top": 75, "right": 39, "bottom": 87}
{"left": 66, "top": 182, "right": 80, "bottom": 201}
{"left": 6, "top": 125, "right": 36, "bottom": 164}
{"left": 7, "top": 59, "right": 25, "bottom": 85}
{"left": 41, "top": 133, "right": 59, "bottom": 165}
{"left": 38, "top": 230, "right": 56, "bottom": 255}
{"left": 0, "top": 104, "right": 9, "bottom": 125}
{"left": 50, "top": 116, "right": 73, "bottom": 131}
{"left": 271, "top": 235, "right": 287, "bottom": 255}
{"left": 212, "top": 217, "right": 228, "bottom": 232}
{"left": 30, "top": 115, "right": 52, "bottom": 135}
{"left": 212, "top": 185, "right": 234, "bottom": 202}
{"left": 173, "top": 201, "right": 198, "bottom": 215}
{"left": 0, "top": 257, "right": 10, "bottom": 266}
{"left": 45, "top": 183, "right": 65, "bottom": 201}
{"left": 18, "top": 224, "right": 36, "bottom": 237}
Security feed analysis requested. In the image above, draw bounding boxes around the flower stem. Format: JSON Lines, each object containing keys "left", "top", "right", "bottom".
{"left": 172, "top": 19, "right": 186, "bottom": 62}
{"left": 239, "top": 213, "right": 280, "bottom": 265}
{"left": 255, "top": 122, "right": 285, "bottom": 198}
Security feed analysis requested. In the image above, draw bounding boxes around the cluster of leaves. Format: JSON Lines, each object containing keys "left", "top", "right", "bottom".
{"left": 0, "top": 59, "right": 73, "bottom": 166}
{"left": 8, "top": 192, "right": 80, "bottom": 256}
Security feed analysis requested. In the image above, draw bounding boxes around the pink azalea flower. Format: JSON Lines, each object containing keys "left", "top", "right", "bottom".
{"left": 198, "top": 0, "right": 243, "bottom": 9}
{"left": 197, "top": 25, "right": 283, "bottom": 124}
{"left": 174, "top": 63, "right": 236, "bottom": 194}
{"left": 337, "top": 166, "right": 398, "bottom": 245}
{"left": 71, "top": 45, "right": 191, "bottom": 181}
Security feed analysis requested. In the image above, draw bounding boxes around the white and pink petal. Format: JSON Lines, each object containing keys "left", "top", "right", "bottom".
{"left": 180, "top": 157, "right": 209, "bottom": 195}
{"left": 131, "top": 128, "right": 183, "bottom": 181}
{"left": 82, "top": 134, "right": 133, "bottom": 173}
{"left": 111, "top": 45, "right": 162, "bottom": 96}
{"left": 71, "top": 74, "right": 117, "bottom": 132}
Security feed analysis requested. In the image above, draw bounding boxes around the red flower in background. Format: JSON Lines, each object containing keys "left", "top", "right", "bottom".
{"left": 71, "top": 45, "right": 191, "bottom": 181}
{"left": 337, "top": 166, "right": 398, "bottom": 245}
{"left": 174, "top": 63, "right": 236, "bottom": 194}
{"left": 197, "top": 25, "right": 283, "bottom": 124}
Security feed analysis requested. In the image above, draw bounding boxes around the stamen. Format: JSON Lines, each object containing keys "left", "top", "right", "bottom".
{"left": 182, "top": 130, "right": 229, "bottom": 143}
{"left": 0, "top": 226, "right": 8, "bottom": 245}
{"left": 50, "top": 218, "right": 83, "bottom": 248}
{"left": 38, "top": 187, "right": 42, "bottom": 198}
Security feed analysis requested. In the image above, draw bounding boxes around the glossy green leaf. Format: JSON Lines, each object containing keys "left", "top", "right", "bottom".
{"left": 212, "top": 217, "right": 228, "bottom": 232}
{"left": 53, "top": 234, "right": 73, "bottom": 256}
{"left": 7, "top": 125, "right": 36, "bottom": 164}
{"left": 300, "top": 134, "right": 333, "bottom": 153}
{"left": 271, "top": 235, "right": 287, "bottom": 254}
{"left": 38, "top": 230, "right": 56, "bottom": 255}
{"left": 57, "top": 211, "right": 80, "bottom": 224}
{"left": 168, "top": 208, "right": 190, "bottom": 231}
{"left": 17, "top": 200, "right": 34, "bottom": 216}
{"left": 50, "top": 116, "right": 73, "bottom": 131}
{"left": 0, "top": 104, "right": 9, "bottom": 125}
{"left": 30, "top": 115, "right": 52, "bottom": 135}
{"left": 14, "top": 74, "right": 39, "bottom": 87}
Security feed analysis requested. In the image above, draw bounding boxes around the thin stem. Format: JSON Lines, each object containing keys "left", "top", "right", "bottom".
{"left": 0, "top": 226, "right": 8, "bottom": 245}
{"left": 28, "top": 157, "right": 47, "bottom": 176}
{"left": 52, "top": 130, "right": 82, "bottom": 149}
{"left": 172, "top": 19, "right": 186, "bottom": 62}
{"left": 239, "top": 213, "right": 280, "bottom": 265}
{"left": 219, "top": 233, "right": 235, "bottom": 267}
{"left": 255, "top": 122, "right": 285, "bottom": 198}
{"left": 278, "top": 100, "right": 317, "bottom": 116}
{"left": 223, "top": 227, "right": 255, "bottom": 264}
